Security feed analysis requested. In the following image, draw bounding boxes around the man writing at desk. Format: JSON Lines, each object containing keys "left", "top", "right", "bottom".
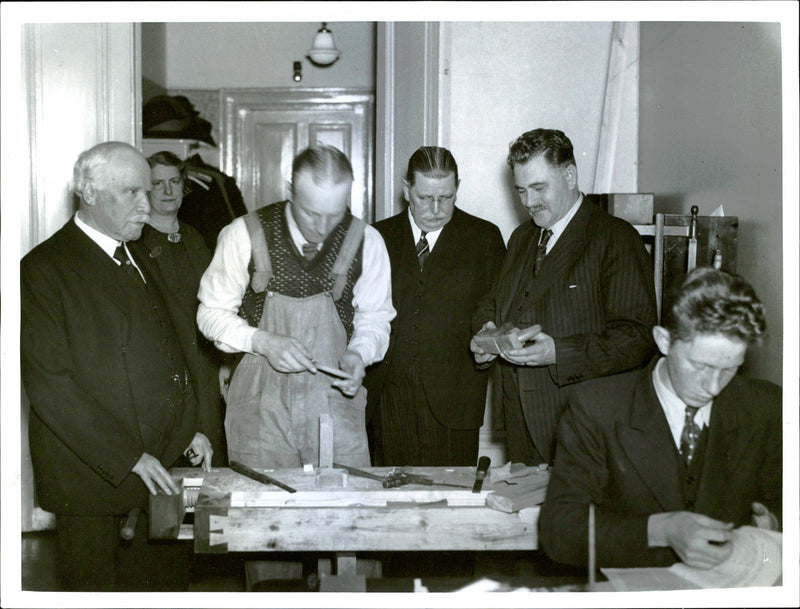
{"left": 539, "top": 268, "right": 782, "bottom": 569}
{"left": 198, "top": 144, "right": 395, "bottom": 468}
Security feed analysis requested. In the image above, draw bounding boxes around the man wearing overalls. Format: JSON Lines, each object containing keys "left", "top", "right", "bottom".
{"left": 198, "top": 145, "right": 395, "bottom": 468}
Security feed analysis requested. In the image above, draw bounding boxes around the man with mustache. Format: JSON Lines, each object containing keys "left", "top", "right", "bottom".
{"left": 472, "top": 129, "right": 658, "bottom": 465}
{"left": 21, "top": 141, "right": 216, "bottom": 590}
{"left": 365, "top": 146, "right": 505, "bottom": 466}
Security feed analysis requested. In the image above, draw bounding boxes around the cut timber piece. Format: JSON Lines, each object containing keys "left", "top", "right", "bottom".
{"left": 485, "top": 472, "right": 550, "bottom": 513}
{"left": 149, "top": 477, "right": 185, "bottom": 538}
{"left": 319, "top": 413, "right": 333, "bottom": 468}
{"left": 245, "top": 560, "right": 303, "bottom": 591}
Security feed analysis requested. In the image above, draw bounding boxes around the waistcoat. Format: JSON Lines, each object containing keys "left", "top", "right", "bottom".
{"left": 238, "top": 201, "right": 363, "bottom": 340}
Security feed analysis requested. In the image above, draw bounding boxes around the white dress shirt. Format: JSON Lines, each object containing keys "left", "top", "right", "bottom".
{"left": 407, "top": 209, "right": 445, "bottom": 252}
{"left": 74, "top": 212, "right": 146, "bottom": 282}
{"left": 197, "top": 204, "right": 396, "bottom": 366}
{"left": 652, "top": 357, "right": 712, "bottom": 449}
{"left": 544, "top": 193, "right": 584, "bottom": 254}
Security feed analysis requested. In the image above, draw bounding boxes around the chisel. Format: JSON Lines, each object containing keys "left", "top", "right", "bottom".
{"left": 472, "top": 456, "right": 491, "bottom": 493}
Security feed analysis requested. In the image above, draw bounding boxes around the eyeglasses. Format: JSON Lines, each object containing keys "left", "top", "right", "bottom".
{"left": 151, "top": 177, "right": 183, "bottom": 192}
{"left": 415, "top": 194, "right": 456, "bottom": 206}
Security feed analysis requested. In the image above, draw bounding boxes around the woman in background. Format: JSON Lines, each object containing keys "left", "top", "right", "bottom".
{"left": 141, "top": 151, "right": 227, "bottom": 465}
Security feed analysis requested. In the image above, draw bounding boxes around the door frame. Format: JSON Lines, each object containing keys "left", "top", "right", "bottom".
{"left": 219, "top": 87, "right": 374, "bottom": 219}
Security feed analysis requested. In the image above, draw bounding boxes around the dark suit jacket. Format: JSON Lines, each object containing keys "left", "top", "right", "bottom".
{"left": 21, "top": 217, "right": 213, "bottom": 515}
{"left": 538, "top": 358, "right": 782, "bottom": 568}
{"left": 365, "top": 207, "right": 505, "bottom": 429}
{"left": 138, "top": 222, "right": 227, "bottom": 466}
{"left": 473, "top": 196, "right": 658, "bottom": 461}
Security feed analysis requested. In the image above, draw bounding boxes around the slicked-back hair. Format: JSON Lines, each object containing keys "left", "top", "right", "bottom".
{"left": 506, "top": 128, "right": 576, "bottom": 170}
{"left": 664, "top": 267, "right": 766, "bottom": 344}
{"left": 291, "top": 144, "right": 353, "bottom": 187}
{"left": 146, "top": 150, "right": 187, "bottom": 181}
{"left": 405, "top": 146, "right": 459, "bottom": 186}
{"left": 72, "top": 141, "right": 141, "bottom": 199}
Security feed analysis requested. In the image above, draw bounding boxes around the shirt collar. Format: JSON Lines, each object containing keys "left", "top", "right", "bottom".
{"left": 285, "top": 201, "right": 317, "bottom": 253}
{"left": 546, "top": 193, "right": 583, "bottom": 244}
{"left": 74, "top": 211, "right": 123, "bottom": 260}
{"left": 652, "top": 357, "right": 712, "bottom": 447}
{"left": 407, "top": 209, "right": 445, "bottom": 250}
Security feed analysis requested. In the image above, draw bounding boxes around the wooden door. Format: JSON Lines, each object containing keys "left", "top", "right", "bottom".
{"left": 221, "top": 88, "right": 374, "bottom": 221}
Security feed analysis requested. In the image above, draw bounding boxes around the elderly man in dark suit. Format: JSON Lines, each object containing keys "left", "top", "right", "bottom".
{"left": 365, "top": 146, "right": 505, "bottom": 466}
{"left": 539, "top": 268, "right": 781, "bottom": 569}
{"left": 21, "top": 141, "right": 219, "bottom": 590}
{"left": 472, "top": 129, "right": 657, "bottom": 465}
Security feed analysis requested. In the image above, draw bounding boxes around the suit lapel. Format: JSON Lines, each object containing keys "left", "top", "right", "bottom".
{"left": 63, "top": 219, "right": 132, "bottom": 318}
{"left": 694, "top": 390, "right": 744, "bottom": 515}
{"left": 527, "top": 199, "right": 592, "bottom": 304}
{"left": 424, "top": 208, "right": 462, "bottom": 277}
{"left": 616, "top": 364, "right": 685, "bottom": 512}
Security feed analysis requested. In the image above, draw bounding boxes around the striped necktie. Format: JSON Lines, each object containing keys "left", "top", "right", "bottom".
{"left": 679, "top": 406, "right": 702, "bottom": 468}
{"left": 533, "top": 228, "right": 552, "bottom": 276}
{"left": 416, "top": 231, "right": 430, "bottom": 268}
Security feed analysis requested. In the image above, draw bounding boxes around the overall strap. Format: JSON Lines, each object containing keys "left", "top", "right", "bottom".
{"left": 330, "top": 217, "right": 366, "bottom": 301}
{"left": 243, "top": 211, "right": 273, "bottom": 293}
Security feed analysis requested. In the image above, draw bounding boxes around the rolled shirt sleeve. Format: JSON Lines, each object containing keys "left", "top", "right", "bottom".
{"left": 349, "top": 225, "right": 395, "bottom": 365}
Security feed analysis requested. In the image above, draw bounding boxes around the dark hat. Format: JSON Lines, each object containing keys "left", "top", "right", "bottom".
{"left": 143, "top": 95, "right": 216, "bottom": 146}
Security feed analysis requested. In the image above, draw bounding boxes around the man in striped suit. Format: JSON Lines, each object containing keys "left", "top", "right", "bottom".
{"left": 471, "top": 129, "right": 657, "bottom": 465}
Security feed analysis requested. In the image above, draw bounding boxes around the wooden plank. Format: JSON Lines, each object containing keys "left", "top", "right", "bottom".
{"left": 486, "top": 474, "right": 549, "bottom": 513}
{"left": 203, "top": 505, "right": 540, "bottom": 552}
{"left": 230, "top": 489, "right": 487, "bottom": 508}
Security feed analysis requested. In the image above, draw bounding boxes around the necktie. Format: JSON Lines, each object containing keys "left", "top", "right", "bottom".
{"left": 679, "top": 406, "right": 702, "bottom": 468}
{"left": 416, "top": 232, "right": 430, "bottom": 268}
{"left": 113, "top": 244, "right": 144, "bottom": 284}
{"left": 302, "top": 242, "right": 318, "bottom": 261}
{"left": 533, "top": 228, "right": 553, "bottom": 276}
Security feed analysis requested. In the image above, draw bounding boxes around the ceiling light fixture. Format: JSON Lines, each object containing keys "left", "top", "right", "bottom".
{"left": 307, "top": 23, "right": 341, "bottom": 66}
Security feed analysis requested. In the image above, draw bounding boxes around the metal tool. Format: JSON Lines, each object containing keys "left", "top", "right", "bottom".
{"left": 333, "top": 462, "right": 471, "bottom": 489}
{"left": 687, "top": 205, "right": 699, "bottom": 272}
{"left": 472, "top": 456, "right": 491, "bottom": 493}
{"left": 230, "top": 460, "right": 297, "bottom": 493}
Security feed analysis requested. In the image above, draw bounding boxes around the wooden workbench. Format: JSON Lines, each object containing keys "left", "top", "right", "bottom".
{"left": 162, "top": 466, "right": 543, "bottom": 555}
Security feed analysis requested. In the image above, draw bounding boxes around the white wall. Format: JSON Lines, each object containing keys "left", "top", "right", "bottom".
{"left": 441, "top": 22, "right": 639, "bottom": 241}
{"left": 161, "top": 22, "right": 375, "bottom": 89}
{"left": 639, "top": 22, "right": 783, "bottom": 384}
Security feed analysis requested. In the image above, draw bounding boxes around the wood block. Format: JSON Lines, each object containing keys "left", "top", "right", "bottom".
{"left": 148, "top": 478, "right": 184, "bottom": 538}
{"left": 319, "top": 574, "right": 367, "bottom": 592}
{"left": 245, "top": 560, "right": 303, "bottom": 591}
{"left": 319, "top": 413, "right": 333, "bottom": 468}
{"left": 485, "top": 473, "right": 550, "bottom": 513}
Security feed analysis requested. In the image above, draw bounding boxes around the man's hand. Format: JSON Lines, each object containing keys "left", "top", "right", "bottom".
{"left": 334, "top": 350, "right": 365, "bottom": 397}
{"left": 648, "top": 511, "right": 734, "bottom": 569}
{"left": 470, "top": 321, "right": 499, "bottom": 364}
{"left": 184, "top": 432, "right": 213, "bottom": 472}
{"left": 751, "top": 501, "right": 780, "bottom": 530}
{"left": 251, "top": 329, "right": 316, "bottom": 373}
{"left": 502, "top": 325, "right": 556, "bottom": 367}
{"left": 132, "top": 453, "right": 179, "bottom": 495}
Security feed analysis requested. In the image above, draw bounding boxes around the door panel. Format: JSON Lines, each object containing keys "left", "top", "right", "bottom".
{"left": 222, "top": 89, "right": 374, "bottom": 220}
